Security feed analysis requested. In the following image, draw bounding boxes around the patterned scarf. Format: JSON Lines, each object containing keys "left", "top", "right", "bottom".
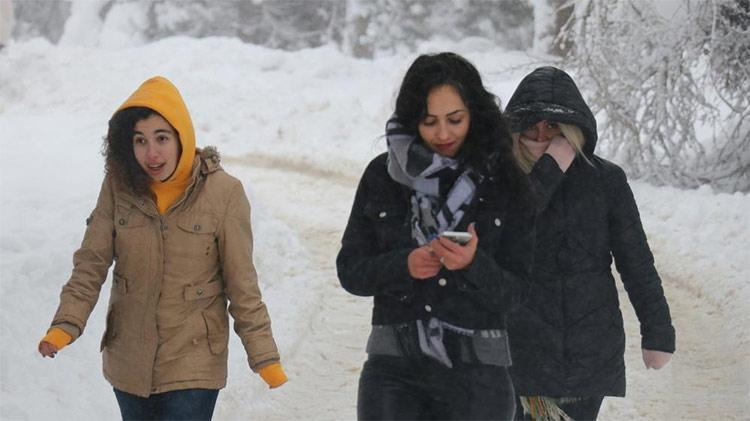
{"left": 385, "top": 115, "right": 478, "bottom": 245}
{"left": 519, "top": 396, "right": 583, "bottom": 421}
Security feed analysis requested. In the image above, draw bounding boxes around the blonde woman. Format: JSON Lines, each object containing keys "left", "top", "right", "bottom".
{"left": 505, "top": 67, "right": 675, "bottom": 420}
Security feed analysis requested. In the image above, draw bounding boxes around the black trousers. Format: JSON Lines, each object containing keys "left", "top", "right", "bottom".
{"left": 358, "top": 355, "right": 515, "bottom": 420}
{"left": 513, "top": 395, "right": 604, "bottom": 421}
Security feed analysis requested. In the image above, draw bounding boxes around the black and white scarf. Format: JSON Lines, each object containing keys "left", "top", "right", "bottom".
{"left": 385, "top": 115, "right": 478, "bottom": 245}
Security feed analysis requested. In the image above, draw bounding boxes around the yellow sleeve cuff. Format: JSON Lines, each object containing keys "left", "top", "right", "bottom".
{"left": 258, "top": 362, "right": 288, "bottom": 388}
{"left": 41, "top": 328, "right": 73, "bottom": 351}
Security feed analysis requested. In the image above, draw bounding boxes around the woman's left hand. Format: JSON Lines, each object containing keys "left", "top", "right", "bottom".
{"left": 642, "top": 349, "right": 673, "bottom": 369}
{"left": 430, "top": 223, "right": 478, "bottom": 271}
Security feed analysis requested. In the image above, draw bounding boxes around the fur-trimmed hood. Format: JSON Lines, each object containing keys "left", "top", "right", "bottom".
{"left": 199, "top": 146, "right": 222, "bottom": 175}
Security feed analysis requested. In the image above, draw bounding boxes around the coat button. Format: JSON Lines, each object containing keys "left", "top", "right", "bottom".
{"left": 438, "top": 278, "right": 447, "bottom": 287}
{"left": 494, "top": 218, "right": 501, "bottom": 226}
{"left": 479, "top": 197, "right": 485, "bottom": 202}
{"left": 194, "top": 224, "right": 201, "bottom": 231}
{"left": 192, "top": 338, "right": 199, "bottom": 345}
{"left": 118, "top": 218, "right": 126, "bottom": 225}
{"left": 425, "top": 305, "right": 432, "bottom": 312}
{"left": 378, "top": 211, "right": 387, "bottom": 218}
{"left": 197, "top": 288, "right": 204, "bottom": 295}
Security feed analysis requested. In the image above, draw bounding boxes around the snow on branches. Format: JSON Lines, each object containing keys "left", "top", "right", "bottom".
{"left": 563, "top": 0, "right": 749, "bottom": 192}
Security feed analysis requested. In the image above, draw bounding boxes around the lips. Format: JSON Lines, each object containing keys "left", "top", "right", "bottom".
{"left": 435, "top": 142, "right": 455, "bottom": 152}
{"left": 146, "top": 163, "right": 165, "bottom": 175}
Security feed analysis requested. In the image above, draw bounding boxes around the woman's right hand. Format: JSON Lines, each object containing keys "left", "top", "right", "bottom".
{"left": 544, "top": 136, "right": 576, "bottom": 172}
{"left": 408, "top": 245, "right": 442, "bottom": 280}
{"left": 39, "top": 341, "right": 59, "bottom": 358}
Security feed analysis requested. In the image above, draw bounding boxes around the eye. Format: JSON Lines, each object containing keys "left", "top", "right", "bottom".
{"left": 546, "top": 122, "right": 559, "bottom": 129}
{"left": 157, "top": 135, "right": 170, "bottom": 143}
{"left": 133, "top": 137, "right": 146, "bottom": 145}
{"left": 420, "top": 118, "right": 437, "bottom": 127}
{"left": 448, "top": 118, "right": 463, "bottom": 125}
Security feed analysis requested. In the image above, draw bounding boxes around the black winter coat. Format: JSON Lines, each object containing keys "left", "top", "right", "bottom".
{"left": 337, "top": 153, "right": 535, "bottom": 330}
{"left": 505, "top": 67, "right": 676, "bottom": 397}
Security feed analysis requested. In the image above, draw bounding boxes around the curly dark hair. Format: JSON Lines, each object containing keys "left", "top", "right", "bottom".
{"left": 394, "top": 52, "right": 527, "bottom": 196}
{"left": 103, "top": 107, "right": 160, "bottom": 196}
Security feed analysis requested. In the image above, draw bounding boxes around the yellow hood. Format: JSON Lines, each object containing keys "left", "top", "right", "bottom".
{"left": 116, "top": 76, "right": 197, "bottom": 213}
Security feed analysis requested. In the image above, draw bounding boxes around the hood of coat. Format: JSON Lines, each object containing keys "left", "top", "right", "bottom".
{"left": 116, "top": 75, "right": 196, "bottom": 187}
{"left": 505, "top": 66, "right": 598, "bottom": 155}
{"left": 198, "top": 146, "right": 222, "bottom": 175}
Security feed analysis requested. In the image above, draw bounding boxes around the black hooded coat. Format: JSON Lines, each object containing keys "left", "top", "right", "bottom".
{"left": 504, "top": 67, "right": 676, "bottom": 397}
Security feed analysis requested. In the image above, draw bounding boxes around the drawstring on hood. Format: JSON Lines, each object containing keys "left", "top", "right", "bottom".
{"left": 116, "top": 76, "right": 196, "bottom": 214}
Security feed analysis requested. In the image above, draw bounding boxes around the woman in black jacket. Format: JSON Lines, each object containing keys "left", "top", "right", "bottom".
{"left": 337, "top": 52, "right": 535, "bottom": 420}
{"left": 505, "top": 66, "right": 676, "bottom": 420}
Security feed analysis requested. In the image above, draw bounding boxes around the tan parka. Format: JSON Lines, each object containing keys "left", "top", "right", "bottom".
{"left": 49, "top": 77, "right": 280, "bottom": 398}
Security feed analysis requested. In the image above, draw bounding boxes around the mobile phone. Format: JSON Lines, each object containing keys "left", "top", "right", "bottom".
{"left": 440, "top": 231, "right": 472, "bottom": 245}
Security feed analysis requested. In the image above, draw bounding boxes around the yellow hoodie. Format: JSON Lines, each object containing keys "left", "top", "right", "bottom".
{"left": 117, "top": 76, "right": 196, "bottom": 214}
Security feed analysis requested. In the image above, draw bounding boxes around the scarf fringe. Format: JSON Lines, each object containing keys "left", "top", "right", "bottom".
{"left": 519, "top": 396, "right": 582, "bottom": 421}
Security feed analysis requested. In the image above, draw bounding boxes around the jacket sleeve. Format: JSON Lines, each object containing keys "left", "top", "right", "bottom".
{"left": 454, "top": 196, "right": 536, "bottom": 311}
{"left": 608, "top": 166, "right": 676, "bottom": 353}
{"left": 336, "top": 169, "right": 414, "bottom": 298}
{"left": 219, "top": 181, "right": 280, "bottom": 371}
{"left": 50, "top": 178, "right": 116, "bottom": 341}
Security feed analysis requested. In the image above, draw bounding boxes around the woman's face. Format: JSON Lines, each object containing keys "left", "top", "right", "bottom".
{"left": 418, "top": 84, "right": 470, "bottom": 158}
{"left": 132, "top": 114, "right": 180, "bottom": 182}
{"left": 519, "top": 120, "right": 562, "bottom": 159}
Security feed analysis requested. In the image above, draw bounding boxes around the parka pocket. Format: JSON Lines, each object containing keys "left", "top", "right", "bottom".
{"left": 100, "top": 305, "right": 117, "bottom": 351}
{"left": 176, "top": 214, "right": 219, "bottom": 262}
{"left": 112, "top": 273, "right": 128, "bottom": 295}
{"left": 177, "top": 214, "right": 218, "bottom": 236}
{"left": 114, "top": 204, "right": 150, "bottom": 229}
{"left": 201, "top": 310, "right": 229, "bottom": 355}
{"left": 363, "top": 202, "right": 409, "bottom": 249}
{"left": 184, "top": 281, "right": 224, "bottom": 301}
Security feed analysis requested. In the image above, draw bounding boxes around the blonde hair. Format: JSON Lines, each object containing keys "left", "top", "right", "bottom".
{"left": 512, "top": 122, "right": 589, "bottom": 174}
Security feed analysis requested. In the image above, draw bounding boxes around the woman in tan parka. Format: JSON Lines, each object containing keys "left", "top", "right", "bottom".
{"left": 38, "top": 76, "right": 287, "bottom": 420}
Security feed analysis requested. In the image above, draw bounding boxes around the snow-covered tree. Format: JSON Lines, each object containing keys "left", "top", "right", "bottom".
{"left": 529, "top": 0, "right": 574, "bottom": 55}
{"left": 7, "top": 0, "right": 534, "bottom": 58}
{"left": 563, "top": 0, "right": 749, "bottom": 192}
{"left": 10, "top": 0, "right": 70, "bottom": 43}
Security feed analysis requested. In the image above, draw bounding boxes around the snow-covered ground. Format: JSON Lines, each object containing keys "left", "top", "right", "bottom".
{"left": 1, "top": 36, "right": 748, "bottom": 420}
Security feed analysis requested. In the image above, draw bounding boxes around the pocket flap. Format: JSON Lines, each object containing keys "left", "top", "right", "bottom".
{"left": 363, "top": 202, "right": 406, "bottom": 220}
{"left": 177, "top": 214, "right": 218, "bottom": 234}
{"left": 184, "top": 282, "right": 224, "bottom": 301}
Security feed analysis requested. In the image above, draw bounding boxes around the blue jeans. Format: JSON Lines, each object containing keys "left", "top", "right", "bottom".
{"left": 113, "top": 388, "right": 219, "bottom": 420}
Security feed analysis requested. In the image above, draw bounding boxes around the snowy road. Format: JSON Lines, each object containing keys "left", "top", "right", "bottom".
{"left": 218, "top": 154, "right": 369, "bottom": 420}
{"left": 219, "top": 153, "right": 748, "bottom": 420}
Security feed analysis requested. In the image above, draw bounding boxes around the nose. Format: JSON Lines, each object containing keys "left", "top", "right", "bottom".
{"left": 145, "top": 142, "right": 159, "bottom": 159}
{"left": 527, "top": 121, "right": 551, "bottom": 142}
{"left": 437, "top": 122, "right": 450, "bottom": 141}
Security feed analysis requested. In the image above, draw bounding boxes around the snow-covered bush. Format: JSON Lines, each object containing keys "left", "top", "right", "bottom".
{"left": 562, "top": 0, "right": 749, "bottom": 192}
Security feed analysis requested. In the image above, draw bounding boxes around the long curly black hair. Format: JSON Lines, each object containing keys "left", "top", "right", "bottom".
{"left": 394, "top": 52, "right": 528, "bottom": 197}
{"left": 103, "top": 107, "right": 159, "bottom": 196}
